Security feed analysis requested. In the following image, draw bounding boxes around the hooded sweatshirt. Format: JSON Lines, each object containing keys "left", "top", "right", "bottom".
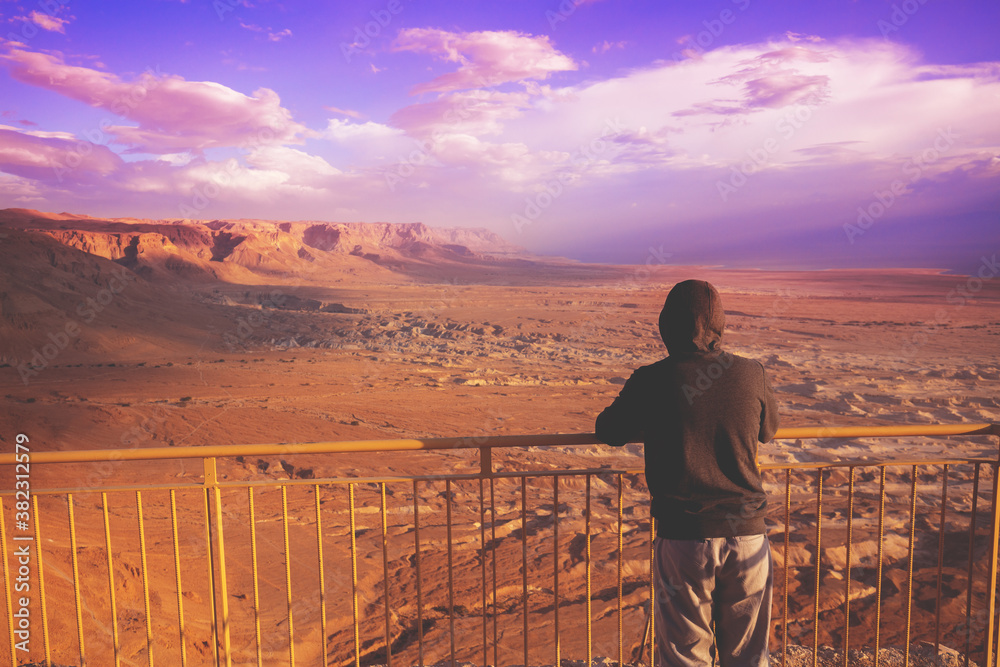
{"left": 595, "top": 280, "right": 779, "bottom": 539}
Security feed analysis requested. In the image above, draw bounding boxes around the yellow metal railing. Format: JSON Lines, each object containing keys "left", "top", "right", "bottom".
{"left": 1, "top": 423, "right": 999, "bottom": 667}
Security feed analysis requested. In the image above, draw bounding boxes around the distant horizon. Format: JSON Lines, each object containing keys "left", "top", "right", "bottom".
{"left": 1, "top": 2, "right": 998, "bottom": 271}
{"left": 6, "top": 205, "right": 994, "bottom": 276}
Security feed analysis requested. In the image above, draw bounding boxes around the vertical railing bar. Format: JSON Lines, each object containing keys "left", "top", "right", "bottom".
{"left": 101, "top": 493, "right": 121, "bottom": 667}
{"left": 30, "top": 496, "right": 50, "bottom": 666}
{"left": 0, "top": 499, "right": 15, "bottom": 667}
{"left": 413, "top": 479, "right": 424, "bottom": 667}
{"left": 213, "top": 485, "right": 232, "bottom": 666}
{"left": 553, "top": 475, "right": 560, "bottom": 667}
{"left": 783, "top": 468, "right": 790, "bottom": 667}
{"left": 315, "top": 484, "right": 328, "bottom": 666}
{"left": 843, "top": 466, "right": 855, "bottom": 667}
{"left": 987, "top": 436, "right": 1000, "bottom": 667}
{"left": 203, "top": 488, "right": 219, "bottom": 667}
{"left": 479, "top": 478, "right": 487, "bottom": 667}
{"left": 382, "top": 482, "right": 393, "bottom": 667}
{"left": 875, "top": 466, "right": 886, "bottom": 667}
{"left": 248, "top": 487, "right": 262, "bottom": 667}
{"left": 987, "top": 434, "right": 1000, "bottom": 667}
{"left": 935, "top": 464, "right": 949, "bottom": 652}
{"left": 995, "top": 434, "right": 1000, "bottom": 667}
{"left": 812, "top": 468, "right": 823, "bottom": 667}
{"left": 491, "top": 477, "right": 499, "bottom": 667}
{"left": 649, "top": 500, "right": 655, "bottom": 667}
{"left": 136, "top": 490, "right": 154, "bottom": 667}
{"left": 169, "top": 490, "right": 188, "bottom": 667}
{"left": 521, "top": 475, "right": 529, "bottom": 667}
{"left": 447, "top": 478, "right": 457, "bottom": 667}
{"left": 965, "top": 463, "right": 981, "bottom": 667}
{"left": 478, "top": 447, "right": 492, "bottom": 667}
{"left": 985, "top": 460, "right": 1000, "bottom": 667}
{"left": 348, "top": 483, "right": 360, "bottom": 667}
{"left": 617, "top": 473, "right": 624, "bottom": 667}
{"left": 204, "top": 457, "right": 230, "bottom": 667}
{"left": 905, "top": 465, "right": 918, "bottom": 667}
{"left": 67, "top": 494, "right": 86, "bottom": 667}
{"left": 586, "top": 473, "right": 593, "bottom": 667}
{"left": 493, "top": 477, "right": 500, "bottom": 667}
{"left": 282, "top": 485, "right": 296, "bottom": 667}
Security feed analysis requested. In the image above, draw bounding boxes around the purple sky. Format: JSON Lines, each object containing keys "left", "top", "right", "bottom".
{"left": 1, "top": 0, "right": 998, "bottom": 269}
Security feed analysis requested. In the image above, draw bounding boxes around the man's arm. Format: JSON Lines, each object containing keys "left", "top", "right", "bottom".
{"left": 595, "top": 370, "right": 647, "bottom": 447}
{"left": 758, "top": 363, "right": 780, "bottom": 443}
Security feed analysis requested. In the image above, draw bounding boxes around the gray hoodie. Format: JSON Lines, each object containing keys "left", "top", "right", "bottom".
{"left": 595, "top": 280, "right": 779, "bottom": 539}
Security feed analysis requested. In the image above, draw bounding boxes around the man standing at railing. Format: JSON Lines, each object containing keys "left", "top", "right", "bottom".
{"left": 596, "top": 279, "right": 779, "bottom": 667}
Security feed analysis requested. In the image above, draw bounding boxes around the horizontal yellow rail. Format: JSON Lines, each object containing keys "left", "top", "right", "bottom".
{"left": 0, "top": 423, "right": 996, "bottom": 466}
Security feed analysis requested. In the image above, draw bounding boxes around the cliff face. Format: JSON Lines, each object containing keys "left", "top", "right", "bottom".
{"left": 0, "top": 209, "right": 528, "bottom": 285}
{"left": 0, "top": 227, "right": 235, "bottom": 368}
{"left": 0, "top": 208, "right": 542, "bottom": 367}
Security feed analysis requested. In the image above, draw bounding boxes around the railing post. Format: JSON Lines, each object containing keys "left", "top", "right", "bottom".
{"left": 480, "top": 445, "right": 493, "bottom": 478}
{"left": 987, "top": 437, "right": 1000, "bottom": 667}
{"left": 204, "top": 457, "right": 232, "bottom": 667}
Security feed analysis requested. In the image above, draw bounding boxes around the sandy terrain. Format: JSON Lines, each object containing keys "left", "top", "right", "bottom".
{"left": 1, "top": 210, "right": 999, "bottom": 666}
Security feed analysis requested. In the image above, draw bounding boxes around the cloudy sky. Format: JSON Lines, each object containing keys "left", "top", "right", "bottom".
{"left": 1, "top": 0, "right": 998, "bottom": 269}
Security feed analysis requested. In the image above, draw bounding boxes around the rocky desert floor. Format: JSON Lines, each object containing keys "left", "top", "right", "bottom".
{"left": 2, "top": 261, "right": 1000, "bottom": 667}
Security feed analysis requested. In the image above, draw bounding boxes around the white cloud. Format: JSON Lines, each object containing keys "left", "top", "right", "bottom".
{"left": 390, "top": 89, "right": 533, "bottom": 137}
{"left": 29, "top": 11, "right": 71, "bottom": 33}
{"left": 246, "top": 146, "right": 341, "bottom": 181}
{"left": 393, "top": 28, "right": 577, "bottom": 94}
{"left": 156, "top": 153, "right": 195, "bottom": 166}
{"left": 593, "top": 40, "right": 627, "bottom": 54}
{"left": 0, "top": 172, "right": 43, "bottom": 201}
{"left": 0, "top": 44, "right": 311, "bottom": 154}
{"left": 326, "top": 119, "right": 403, "bottom": 142}
{"left": 0, "top": 125, "right": 121, "bottom": 182}
{"left": 324, "top": 106, "right": 364, "bottom": 120}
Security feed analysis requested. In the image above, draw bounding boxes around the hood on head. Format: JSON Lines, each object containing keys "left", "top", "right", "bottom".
{"left": 658, "top": 279, "right": 725, "bottom": 356}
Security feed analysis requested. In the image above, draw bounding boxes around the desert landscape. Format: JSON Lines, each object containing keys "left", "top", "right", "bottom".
{"left": 1, "top": 208, "right": 999, "bottom": 667}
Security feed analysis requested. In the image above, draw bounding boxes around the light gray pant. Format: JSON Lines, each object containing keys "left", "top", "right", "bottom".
{"left": 654, "top": 535, "right": 772, "bottom": 667}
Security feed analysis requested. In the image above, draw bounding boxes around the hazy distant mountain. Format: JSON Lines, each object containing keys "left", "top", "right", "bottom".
{"left": 0, "top": 208, "right": 539, "bottom": 370}
{"left": 0, "top": 209, "right": 529, "bottom": 284}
